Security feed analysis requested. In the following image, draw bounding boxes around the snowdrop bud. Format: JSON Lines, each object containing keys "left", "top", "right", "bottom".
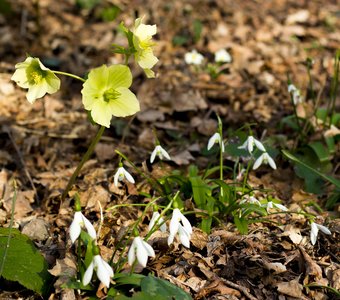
{"left": 69, "top": 211, "right": 97, "bottom": 243}
{"left": 238, "top": 136, "right": 266, "bottom": 153}
{"left": 148, "top": 211, "right": 167, "bottom": 233}
{"left": 253, "top": 152, "right": 276, "bottom": 170}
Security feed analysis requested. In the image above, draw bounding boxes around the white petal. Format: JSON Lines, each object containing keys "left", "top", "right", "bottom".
{"left": 128, "top": 241, "right": 136, "bottom": 266}
{"left": 82, "top": 214, "right": 97, "bottom": 240}
{"left": 265, "top": 153, "right": 277, "bottom": 170}
{"left": 114, "top": 169, "right": 120, "bottom": 186}
{"left": 159, "top": 220, "right": 167, "bottom": 233}
{"left": 150, "top": 147, "right": 158, "bottom": 163}
{"left": 69, "top": 212, "right": 82, "bottom": 243}
{"left": 178, "top": 225, "right": 191, "bottom": 248}
{"left": 82, "top": 261, "right": 94, "bottom": 286}
{"left": 169, "top": 209, "right": 180, "bottom": 237}
{"left": 167, "top": 233, "right": 176, "bottom": 246}
{"left": 94, "top": 255, "right": 112, "bottom": 288}
{"left": 160, "top": 147, "right": 171, "bottom": 160}
{"left": 247, "top": 137, "right": 254, "bottom": 153}
{"left": 253, "top": 154, "right": 264, "bottom": 170}
{"left": 123, "top": 169, "right": 135, "bottom": 184}
{"left": 310, "top": 222, "right": 318, "bottom": 245}
{"left": 316, "top": 224, "right": 331, "bottom": 235}
{"left": 142, "top": 240, "right": 155, "bottom": 258}
{"left": 274, "top": 203, "right": 288, "bottom": 211}
{"left": 180, "top": 213, "right": 192, "bottom": 235}
{"left": 253, "top": 139, "right": 266, "bottom": 152}
{"left": 207, "top": 133, "right": 220, "bottom": 150}
{"left": 288, "top": 84, "right": 296, "bottom": 93}
{"left": 237, "top": 140, "right": 247, "bottom": 150}
{"left": 148, "top": 212, "right": 159, "bottom": 232}
{"left": 135, "top": 237, "right": 149, "bottom": 267}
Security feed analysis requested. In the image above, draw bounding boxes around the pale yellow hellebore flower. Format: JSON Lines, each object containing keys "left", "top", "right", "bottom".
{"left": 11, "top": 57, "right": 60, "bottom": 103}
{"left": 132, "top": 17, "right": 158, "bottom": 78}
{"left": 81, "top": 64, "right": 140, "bottom": 128}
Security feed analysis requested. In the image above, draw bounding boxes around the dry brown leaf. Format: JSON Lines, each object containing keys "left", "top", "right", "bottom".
{"left": 276, "top": 278, "right": 304, "bottom": 298}
{"left": 298, "top": 246, "right": 323, "bottom": 279}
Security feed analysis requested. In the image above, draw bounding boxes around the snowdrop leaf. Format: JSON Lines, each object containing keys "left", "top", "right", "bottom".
{"left": 0, "top": 228, "right": 52, "bottom": 296}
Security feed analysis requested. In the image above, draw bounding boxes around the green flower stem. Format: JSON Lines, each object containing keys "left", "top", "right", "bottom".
{"left": 61, "top": 125, "right": 105, "bottom": 201}
{"left": 52, "top": 70, "right": 86, "bottom": 82}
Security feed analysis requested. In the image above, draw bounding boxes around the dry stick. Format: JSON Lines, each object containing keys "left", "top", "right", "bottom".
{"left": 219, "top": 278, "right": 258, "bottom": 300}
{"left": 4, "top": 126, "right": 39, "bottom": 203}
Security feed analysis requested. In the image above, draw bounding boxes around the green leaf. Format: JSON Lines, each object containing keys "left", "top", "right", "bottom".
{"left": 189, "top": 176, "right": 209, "bottom": 208}
{"left": 282, "top": 150, "right": 340, "bottom": 189}
{"left": 140, "top": 274, "right": 192, "bottom": 300}
{"left": 0, "top": 228, "right": 52, "bottom": 295}
{"left": 193, "top": 19, "right": 203, "bottom": 43}
{"left": 233, "top": 215, "right": 248, "bottom": 234}
{"left": 308, "top": 141, "right": 331, "bottom": 162}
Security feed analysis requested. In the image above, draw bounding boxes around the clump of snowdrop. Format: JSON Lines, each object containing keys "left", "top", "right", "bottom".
{"left": 114, "top": 164, "right": 135, "bottom": 186}
{"left": 214, "top": 49, "right": 232, "bottom": 64}
{"left": 310, "top": 221, "right": 331, "bottom": 245}
{"left": 128, "top": 236, "right": 155, "bottom": 267}
{"left": 150, "top": 144, "right": 171, "bottom": 163}
{"left": 207, "top": 132, "right": 225, "bottom": 152}
{"left": 184, "top": 49, "right": 204, "bottom": 65}
{"left": 253, "top": 152, "right": 277, "bottom": 170}
{"left": 288, "top": 84, "right": 303, "bottom": 105}
{"left": 148, "top": 211, "right": 167, "bottom": 233}
{"left": 238, "top": 136, "right": 266, "bottom": 153}
{"left": 168, "top": 208, "right": 193, "bottom": 248}
{"left": 83, "top": 244, "right": 114, "bottom": 288}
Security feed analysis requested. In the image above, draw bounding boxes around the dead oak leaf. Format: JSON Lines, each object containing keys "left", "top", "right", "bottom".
{"left": 276, "top": 278, "right": 305, "bottom": 299}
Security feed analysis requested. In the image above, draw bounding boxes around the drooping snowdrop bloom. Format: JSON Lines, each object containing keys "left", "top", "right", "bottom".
{"left": 148, "top": 211, "right": 167, "bottom": 233}
{"left": 238, "top": 136, "right": 266, "bottom": 154}
{"left": 11, "top": 57, "right": 60, "bottom": 103}
{"left": 207, "top": 132, "right": 225, "bottom": 152}
{"left": 70, "top": 211, "right": 97, "bottom": 243}
{"left": 264, "top": 201, "right": 288, "bottom": 213}
{"left": 288, "top": 84, "right": 303, "bottom": 105}
{"left": 83, "top": 253, "right": 114, "bottom": 288}
{"left": 128, "top": 236, "right": 155, "bottom": 267}
{"left": 132, "top": 17, "right": 158, "bottom": 78}
{"left": 310, "top": 222, "right": 331, "bottom": 245}
{"left": 114, "top": 166, "right": 135, "bottom": 186}
{"left": 214, "top": 49, "right": 232, "bottom": 63}
{"left": 150, "top": 145, "right": 171, "bottom": 163}
{"left": 184, "top": 49, "right": 204, "bottom": 65}
{"left": 253, "top": 152, "right": 276, "bottom": 170}
{"left": 168, "top": 208, "right": 193, "bottom": 248}
{"left": 240, "top": 195, "right": 261, "bottom": 206}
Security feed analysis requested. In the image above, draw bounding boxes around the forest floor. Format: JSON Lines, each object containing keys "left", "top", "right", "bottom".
{"left": 0, "top": 0, "right": 339, "bottom": 299}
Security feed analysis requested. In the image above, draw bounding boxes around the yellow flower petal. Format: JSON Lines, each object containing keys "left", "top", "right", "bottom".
{"left": 109, "top": 87, "right": 140, "bottom": 117}
{"left": 136, "top": 48, "right": 158, "bottom": 69}
{"left": 90, "top": 100, "right": 113, "bottom": 128}
{"left": 107, "top": 65, "right": 132, "bottom": 89}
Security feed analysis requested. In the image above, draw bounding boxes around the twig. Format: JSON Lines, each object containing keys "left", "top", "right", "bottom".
{"left": 4, "top": 126, "right": 39, "bottom": 203}
{"left": 219, "top": 277, "right": 258, "bottom": 300}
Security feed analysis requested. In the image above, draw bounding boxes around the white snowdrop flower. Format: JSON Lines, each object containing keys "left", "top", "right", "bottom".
{"left": 207, "top": 132, "right": 225, "bottom": 152}
{"left": 240, "top": 195, "right": 261, "bottom": 206}
{"left": 288, "top": 84, "right": 297, "bottom": 93}
{"left": 128, "top": 236, "right": 155, "bottom": 267}
{"left": 264, "top": 201, "right": 288, "bottom": 213}
{"left": 310, "top": 222, "right": 331, "bottom": 245}
{"left": 253, "top": 152, "right": 276, "bottom": 170}
{"left": 70, "top": 211, "right": 97, "bottom": 243}
{"left": 168, "top": 208, "right": 193, "bottom": 248}
{"left": 148, "top": 211, "right": 167, "bottom": 233}
{"left": 150, "top": 145, "right": 171, "bottom": 163}
{"left": 114, "top": 166, "right": 135, "bottom": 186}
{"left": 184, "top": 49, "right": 204, "bottom": 65}
{"left": 83, "top": 254, "right": 114, "bottom": 288}
{"left": 288, "top": 84, "right": 303, "bottom": 105}
{"left": 238, "top": 136, "right": 266, "bottom": 153}
{"left": 214, "top": 49, "right": 232, "bottom": 63}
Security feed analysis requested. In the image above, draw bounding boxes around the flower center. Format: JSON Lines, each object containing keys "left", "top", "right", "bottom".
{"left": 30, "top": 71, "right": 43, "bottom": 84}
{"left": 103, "top": 88, "right": 120, "bottom": 103}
